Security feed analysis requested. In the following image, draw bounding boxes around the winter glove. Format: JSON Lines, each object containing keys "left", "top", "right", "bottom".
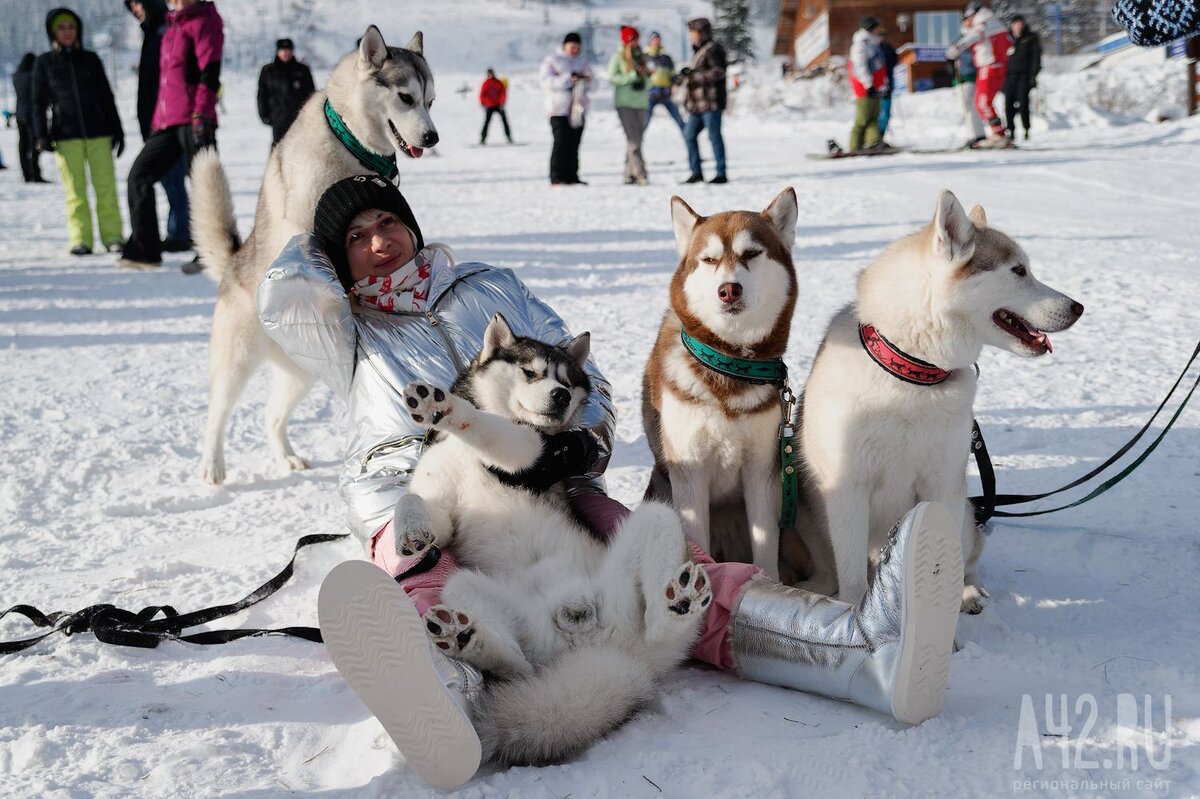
{"left": 945, "top": 45, "right": 960, "bottom": 59}
{"left": 191, "top": 117, "right": 214, "bottom": 150}
{"left": 678, "top": 66, "right": 692, "bottom": 79}
{"left": 631, "top": 77, "right": 646, "bottom": 91}
{"left": 35, "top": 138, "right": 54, "bottom": 153}
{"left": 112, "top": 134, "right": 124, "bottom": 158}
{"left": 487, "top": 429, "right": 600, "bottom": 493}
{"left": 867, "top": 87, "right": 881, "bottom": 99}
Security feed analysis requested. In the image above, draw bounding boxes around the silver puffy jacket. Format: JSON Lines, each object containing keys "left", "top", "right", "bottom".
{"left": 257, "top": 234, "right": 615, "bottom": 546}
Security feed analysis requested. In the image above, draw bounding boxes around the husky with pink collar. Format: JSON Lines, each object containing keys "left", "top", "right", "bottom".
{"left": 789, "top": 190, "right": 1084, "bottom": 612}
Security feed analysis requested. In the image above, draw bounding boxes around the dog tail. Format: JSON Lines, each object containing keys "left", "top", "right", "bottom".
{"left": 189, "top": 148, "right": 240, "bottom": 283}
{"left": 472, "top": 645, "right": 657, "bottom": 767}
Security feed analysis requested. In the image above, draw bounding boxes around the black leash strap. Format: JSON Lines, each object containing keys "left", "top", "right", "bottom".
{"left": 971, "top": 339, "right": 1200, "bottom": 523}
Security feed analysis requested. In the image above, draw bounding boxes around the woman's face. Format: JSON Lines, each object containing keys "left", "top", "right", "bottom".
{"left": 345, "top": 209, "right": 416, "bottom": 283}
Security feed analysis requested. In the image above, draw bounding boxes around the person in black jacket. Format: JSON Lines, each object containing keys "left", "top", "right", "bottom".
{"left": 257, "top": 38, "right": 316, "bottom": 146}
{"left": 32, "top": 8, "right": 125, "bottom": 255}
{"left": 125, "top": 0, "right": 190, "bottom": 251}
{"left": 1003, "top": 15, "right": 1042, "bottom": 141}
{"left": 13, "top": 53, "right": 47, "bottom": 183}
{"left": 877, "top": 32, "right": 899, "bottom": 141}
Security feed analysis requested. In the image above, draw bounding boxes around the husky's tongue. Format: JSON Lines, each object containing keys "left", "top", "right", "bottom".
{"left": 407, "top": 145, "right": 424, "bottom": 159}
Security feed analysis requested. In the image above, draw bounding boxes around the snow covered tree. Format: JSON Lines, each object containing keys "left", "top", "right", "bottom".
{"left": 713, "top": 0, "right": 756, "bottom": 64}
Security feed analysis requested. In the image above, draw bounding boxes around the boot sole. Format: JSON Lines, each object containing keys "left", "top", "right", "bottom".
{"left": 318, "top": 560, "right": 482, "bottom": 789}
{"left": 890, "top": 501, "right": 963, "bottom": 725}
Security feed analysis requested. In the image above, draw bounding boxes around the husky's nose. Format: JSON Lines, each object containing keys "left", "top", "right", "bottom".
{"left": 718, "top": 282, "right": 743, "bottom": 304}
{"left": 550, "top": 387, "right": 571, "bottom": 409}
{"left": 1070, "top": 301, "right": 1084, "bottom": 318}
{"left": 420, "top": 130, "right": 439, "bottom": 148}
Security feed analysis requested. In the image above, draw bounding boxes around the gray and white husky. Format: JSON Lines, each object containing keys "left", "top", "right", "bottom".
{"left": 189, "top": 25, "right": 438, "bottom": 484}
{"left": 396, "top": 314, "right": 712, "bottom": 766}
{"left": 788, "top": 191, "right": 1084, "bottom": 612}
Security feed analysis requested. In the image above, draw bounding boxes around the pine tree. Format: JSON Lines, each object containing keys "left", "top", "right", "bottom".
{"left": 713, "top": 0, "right": 756, "bottom": 64}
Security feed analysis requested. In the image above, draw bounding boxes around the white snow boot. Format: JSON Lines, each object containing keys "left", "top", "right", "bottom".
{"left": 731, "top": 501, "right": 963, "bottom": 725}
{"left": 318, "top": 560, "right": 483, "bottom": 790}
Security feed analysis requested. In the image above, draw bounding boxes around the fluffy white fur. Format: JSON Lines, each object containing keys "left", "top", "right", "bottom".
{"left": 794, "top": 190, "right": 1083, "bottom": 612}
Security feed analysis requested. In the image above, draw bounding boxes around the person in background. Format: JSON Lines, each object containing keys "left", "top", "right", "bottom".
{"left": 953, "top": 41, "right": 987, "bottom": 147}
{"left": 643, "top": 31, "right": 685, "bottom": 134}
{"left": 847, "top": 16, "right": 886, "bottom": 153}
{"left": 608, "top": 25, "right": 649, "bottom": 185}
{"left": 125, "top": 0, "right": 191, "bottom": 253}
{"left": 478, "top": 68, "right": 513, "bottom": 145}
{"left": 539, "top": 31, "right": 591, "bottom": 186}
{"left": 118, "top": 0, "right": 223, "bottom": 272}
{"left": 32, "top": 8, "right": 125, "bottom": 256}
{"left": 877, "top": 28, "right": 899, "bottom": 142}
{"left": 678, "top": 17, "right": 728, "bottom": 184}
{"left": 946, "top": 0, "right": 1011, "bottom": 144}
{"left": 1003, "top": 15, "right": 1041, "bottom": 141}
{"left": 257, "top": 37, "right": 316, "bottom": 147}
{"left": 13, "top": 53, "right": 47, "bottom": 183}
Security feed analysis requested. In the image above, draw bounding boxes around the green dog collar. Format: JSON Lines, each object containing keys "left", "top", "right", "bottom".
{"left": 680, "top": 331, "right": 788, "bottom": 385}
{"left": 324, "top": 99, "right": 398, "bottom": 182}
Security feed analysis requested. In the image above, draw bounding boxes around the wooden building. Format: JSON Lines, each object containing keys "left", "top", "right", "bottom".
{"left": 775, "top": 0, "right": 968, "bottom": 91}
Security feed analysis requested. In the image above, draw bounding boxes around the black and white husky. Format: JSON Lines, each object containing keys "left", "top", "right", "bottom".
{"left": 396, "top": 314, "right": 711, "bottom": 766}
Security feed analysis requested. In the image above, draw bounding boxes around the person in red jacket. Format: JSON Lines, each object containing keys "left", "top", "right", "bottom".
{"left": 479, "top": 68, "right": 513, "bottom": 145}
{"left": 118, "top": 0, "right": 223, "bottom": 271}
{"left": 947, "top": 0, "right": 1011, "bottom": 144}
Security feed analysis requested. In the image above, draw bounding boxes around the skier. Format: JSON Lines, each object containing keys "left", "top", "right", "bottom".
{"left": 642, "top": 31, "right": 685, "bottom": 133}
{"left": 847, "top": 17, "right": 887, "bottom": 153}
{"left": 32, "top": 8, "right": 125, "bottom": 256}
{"left": 678, "top": 17, "right": 728, "bottom": 184}
{"left": 539, "top": 32, "right": 591, "bottom": 186}
{"left": 262, "top": 175, "right": 963, "bottom": 789}
{"left": 256, "top": 38, "right": 316, "bottom": 146}
{"left": 12, "top": 53, "right": 47, "bottom": 183}
{"left": 946, "top": 0, "right": 1011, "bottom": 145}
{"left": 478, "top": 68, "right": 513, "bottom": 145}
{"left": 1003, "top": 15, "right": 1041, "bottom": 141}
{"left": 125, "top": 0, "right": 191, "bottom": 254}
{"left": 607, "top": 25, "right": 649, "bottom": 185}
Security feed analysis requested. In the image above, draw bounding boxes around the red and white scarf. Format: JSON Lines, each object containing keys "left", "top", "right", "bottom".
{"left": 351, "top": 247, "right": 442, "bottom": 313}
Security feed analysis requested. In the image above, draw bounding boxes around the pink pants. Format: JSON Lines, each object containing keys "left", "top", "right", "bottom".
{"left": 369, "top": 491, "right": 763, "bottom": 670}
{"left": 975, "top": 65, "right": 1006, "bottom": 135}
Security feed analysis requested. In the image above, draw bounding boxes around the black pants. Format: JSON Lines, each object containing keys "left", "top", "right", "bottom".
{"left": 481, "top": 107, "right": 512, "bottom": 143}
{"left": 16, "top": 120, "right": 42, "bottom": 182}
{"left": 549, "top": 115, "right": 584, "bottom": 184}
{"left": 125, "top": 125, "right": 206, "bottom": 262}
{"left": 1005, "top": 75, "right": 1033, "bottom": 134}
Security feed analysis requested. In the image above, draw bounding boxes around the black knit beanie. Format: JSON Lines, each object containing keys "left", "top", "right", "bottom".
{"left": 313, "top": 175, "right": 425, "bottom": 290}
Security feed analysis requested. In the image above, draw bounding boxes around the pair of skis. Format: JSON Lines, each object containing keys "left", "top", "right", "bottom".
{"left": 809, "top": 138, "right": 1020, "bottom": 160}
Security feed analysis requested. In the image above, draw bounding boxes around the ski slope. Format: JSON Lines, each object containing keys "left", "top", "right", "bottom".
{"left": 2, "top": 8, "right": 1199, "bottom": 798}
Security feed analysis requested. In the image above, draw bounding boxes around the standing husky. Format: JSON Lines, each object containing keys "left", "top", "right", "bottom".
{"left": 395, "top": 314, "right": 711, "bottom": 766}
{"left": 642, "top": 189, "right": 802, "bottom": 581}
{"left": 791, "top": 190, "right": 1083, "bottom": 612}
{"left": 189, "top": 26, "right": 438, "bottom": 484}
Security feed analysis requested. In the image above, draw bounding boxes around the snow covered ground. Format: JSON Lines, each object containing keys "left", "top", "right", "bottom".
{"left": 3, "top": 8, "right": 1200, "bottom": 797}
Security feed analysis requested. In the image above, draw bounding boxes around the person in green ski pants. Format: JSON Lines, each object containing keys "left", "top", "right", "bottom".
{"left": 32, "top": 8, "right": 125, "bottom": 256}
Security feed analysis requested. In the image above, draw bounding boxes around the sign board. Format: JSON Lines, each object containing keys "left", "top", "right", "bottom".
{"left": 794, "top": 11, "right": 829, "bottom": 68}
{"left": 912, "top": 46, "right": 948, "bottom": 62}
{"left": 893, "top": 63, "right": 909, "bottom": 95}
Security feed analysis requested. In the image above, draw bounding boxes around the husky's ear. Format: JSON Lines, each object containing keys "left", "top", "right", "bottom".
{"left": 762, "top": 187, "right": 798, "bottom": 251}
{"left": 565, "top": 332, "right": 591, "bottom": 368}
{"left": 480, "top": 312, "right": 516, "bottom": 362}
{"left": 405, "top": 31, "right": 424, "bottom": 55}
{"left": 671, "top": 196, "right": 701, "bottom": 259}
{"left": 932, "top": 190, "right": 976, "bottom": 264}
{"left": 358, "top": 26, "right": 390, "bottom": 71}
{"left": 968, "top": 204, "right": 988, "bottom": 229}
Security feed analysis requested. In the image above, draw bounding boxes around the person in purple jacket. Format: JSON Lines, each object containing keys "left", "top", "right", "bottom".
{"left": 117, "top": 0, "right": 223, "bottom": 272}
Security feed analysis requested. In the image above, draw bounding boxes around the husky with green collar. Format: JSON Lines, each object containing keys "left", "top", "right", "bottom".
{"left": 190, "top": 25, "right": 438, "bottom": 485}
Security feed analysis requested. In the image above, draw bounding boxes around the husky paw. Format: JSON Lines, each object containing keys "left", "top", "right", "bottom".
{"left": 961, "top": 583, "right": 989, "bottom": 615}
{"left": 424, "top": 605, "right": 475, "bottom": 654}
{"left": 402, "top": 383, "right": 454, "bottom": 428}
{"left": 396, "top": 522, "right": 436, "bottom": 559}
{"left": 665, "top": 561, "right": 712, "bottom": 616}
{"left": 279, "top": 454, "right": 309, "bottom": 472}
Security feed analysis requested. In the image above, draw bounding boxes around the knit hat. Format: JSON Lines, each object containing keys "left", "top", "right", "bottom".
{"left": 649, "top": 31, "right": 661, "bottom": 40}
{"left": 861, "top": 16, "right": 883, "bottom": 31}
{"left": 276, "top": 38, "right": 294, "bottom": 50}
{"left": 313, "top": 175, "right": 425, "bottom": 290}
{"left": 563, "top": 31, "right": 582, "bottom": 45}
{"left": 620, "top": 25, "right": 639, "bottom": 45}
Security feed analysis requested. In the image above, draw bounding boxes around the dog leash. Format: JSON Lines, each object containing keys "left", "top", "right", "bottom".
{"left": 0, "top": 534, "right": 442, "bottom": 654}
{"left": 970, "top": 337, "right": 1200, "bottom": 523}
{"left": 679, "top": 331, "right": 800, "bottom": 528}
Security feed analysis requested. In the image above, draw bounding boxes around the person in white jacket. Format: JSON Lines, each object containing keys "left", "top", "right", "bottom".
{"left": 539, "top": 31, "right": 591, "bottom": 185}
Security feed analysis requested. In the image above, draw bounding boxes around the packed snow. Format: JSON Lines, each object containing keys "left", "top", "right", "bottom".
{"left": 2, "top": 3, "right": 1199, "bottom": 797}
